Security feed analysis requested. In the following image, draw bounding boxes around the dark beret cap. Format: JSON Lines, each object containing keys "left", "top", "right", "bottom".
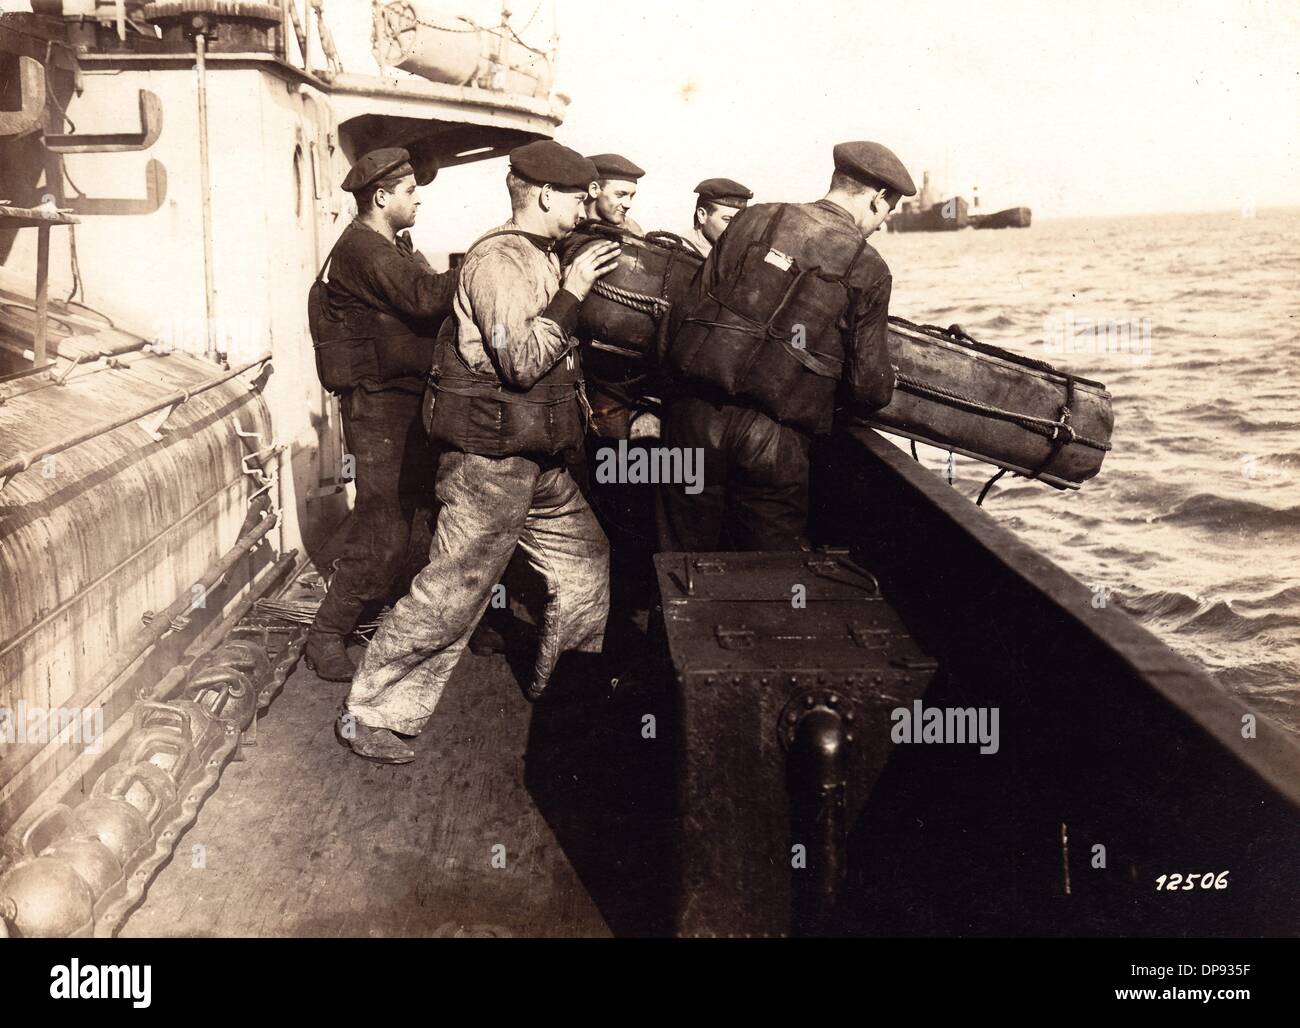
{"left": 695, "top": 177, "right": 754, "bottom": 209}
{"left": 587, "top": 153, "right": 645, "bottom": 181}
{"left": 833, "top": 141, "right": 917, "bottom": 197}
{"left": 342, "top": 147, "right": 414, "bottom": 193}
{"left": 510, "top": 140, "right": 599, "bottom": 189}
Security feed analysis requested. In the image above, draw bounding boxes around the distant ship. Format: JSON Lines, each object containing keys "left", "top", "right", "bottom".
{"left": 970, "top": 206, "right": 1032, "bottom": 229}
{"left": 888, "top": 195, "right": 969, "bottom": 233}
{"left": 888, "top": 172, "right": 1030, "bottom": 232}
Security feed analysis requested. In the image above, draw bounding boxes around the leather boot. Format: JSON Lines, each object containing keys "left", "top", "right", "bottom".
{"left": 305, "top": 631, "right": 356, "bottom": 681}
{"left": 335, "top": 713, "right": 415, "bottom": 764}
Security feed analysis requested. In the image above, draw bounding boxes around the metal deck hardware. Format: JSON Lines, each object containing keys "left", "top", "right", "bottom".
{"left": 44, "top": 89, "right": 163, "bottom": 153}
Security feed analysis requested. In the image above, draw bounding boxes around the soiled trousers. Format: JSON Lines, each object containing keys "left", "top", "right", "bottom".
{"left": 656, "top": 393, "right": 812, "bottom": 552}
{"left": 345, "top": 450, "right": 610, "bottom": 736}
{"left": 312, "top": 387, "right": 433, "bottom": 637}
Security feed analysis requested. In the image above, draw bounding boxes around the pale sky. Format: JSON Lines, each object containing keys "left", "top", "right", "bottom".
{"left": 544, "top": 0, "right": 1300, "bottom": 220}
{"left": 331, "top": 0, "right": 1300, "bottom": 248}
{"left": 10, "top": 0, "right": 1298, "bottom": 246}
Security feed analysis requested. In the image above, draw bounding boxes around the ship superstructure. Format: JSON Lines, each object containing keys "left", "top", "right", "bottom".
{"left": 0, "top": 0, "right": 566, "bottom": 934}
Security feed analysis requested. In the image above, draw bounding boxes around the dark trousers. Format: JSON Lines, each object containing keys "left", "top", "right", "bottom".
{"left": 312, "top": 386, "right": 434, "bottom": 638}
{"left": 656, "top": 394, "right": 812, "bottom": 552}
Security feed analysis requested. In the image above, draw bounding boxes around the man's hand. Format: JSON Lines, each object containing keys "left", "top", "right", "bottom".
{"left": 561, "top": 241, "right": 621, "bottom": 301}
{"left": 629, "top": 411, "right": 661, "bottom": 440}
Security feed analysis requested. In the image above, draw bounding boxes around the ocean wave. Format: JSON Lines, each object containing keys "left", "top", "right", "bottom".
{"left": 1116, "top": 590, "right": 1300, "bottom": 640}
{"left": 1214, "top": 662, "right": 1300, "bottom": 717}
{"left": 1171, "top": 287, "right": 1234, "bottom": 300}
{"left": 1179, "top": 407, "right": 1300, "bottom": 434}
{"left": 966, "top": 313, "right": 1018, "bottom": 330}
{"left": 1117, "top": 588, "right": 1203, "bottom": 621}
{"left": 1154, "top": 492, "right": 1300, "bottom": 531}
{"left": 1231, "top": 584, "right": 1300, "bottom": 612}
{"left": 890, "top": 211, "right": 1300, "bottom": 731}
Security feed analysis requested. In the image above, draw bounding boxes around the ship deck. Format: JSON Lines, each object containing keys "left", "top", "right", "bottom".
{"left": 120, "top": 612, "right": 673, "bottom": 938}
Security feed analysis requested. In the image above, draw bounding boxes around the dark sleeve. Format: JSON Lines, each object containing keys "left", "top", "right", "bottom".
{"left": 845, "top": 272, "right": 896, "bottom": 412}
{"left": 541, "top": 288, "right": 580, "bottom": 335}
{"left": 354, "top": 241, "right": 456, "bottom": 322}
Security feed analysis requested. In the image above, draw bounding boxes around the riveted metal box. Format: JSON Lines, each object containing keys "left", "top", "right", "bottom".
{"left": 654, "top": 549, "right": 937, "bottom": 937}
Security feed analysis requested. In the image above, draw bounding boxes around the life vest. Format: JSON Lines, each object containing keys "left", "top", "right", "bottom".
{"left": 425, "top": 230, "right": 588, "bottom": 460}
{"left": 308, "top": 226, "right": 443, "bottom": 393}
{"left": 662, "top": 203, "right": 871, "bottom": 434}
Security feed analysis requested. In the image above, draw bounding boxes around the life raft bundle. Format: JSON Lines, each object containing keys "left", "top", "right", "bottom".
{"left": 559, "top": 223, "right": 703, "bottom": 358}
{"left": 559, "top": 225, "right": 1113, "bottom": 490}
{"left": 868, "top": 318, "right": 1113, "bottom": 490}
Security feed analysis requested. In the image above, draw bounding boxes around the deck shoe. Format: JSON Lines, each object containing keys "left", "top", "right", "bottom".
{"left": 305, "top": 631, "right": 356, "bottom": 681}
{"left": 335, "top": 713, "right": 415, "bottom": 763}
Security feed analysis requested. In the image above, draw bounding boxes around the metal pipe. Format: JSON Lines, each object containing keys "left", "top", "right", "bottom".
{"left": 275, "top": 434, "right": 288, "bottom": 555}
{"left": 0, "top": 463, "right": 259, "bottom": 664}
{"left": 0, "top": 540, "right": 296, "bottom": 831}
{"left": 280, "top": 0, "right": 292, "bottom": 60}
{"left": 788, "top": 706, "right": 848, "bottom": 936}
{"left": 195, "top": 32, "right": 218, "bottom": 360}
{"left": 33, "top": 225, "right": 50, "bottom": 367}
{"left": 74, "top": 514, "right": 279, "bottom": 716}
{"left": 0, "top": 354, "right": 271, "bottom": 484}
{"left": 0, "top": 515, "right": 282, "bottom": 819}
{"left": 152, "top": 548, "right": 300, "bottom": 702}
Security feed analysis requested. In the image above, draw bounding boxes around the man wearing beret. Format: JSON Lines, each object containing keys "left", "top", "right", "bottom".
{"left": 657, "top": 141, "right": 915, "bottom": 552}
{"left": 574, "top": 152, "right": 660, "bottom": 441}
{"left": 574, "top": 153, "right": 649, "bottom": 439}
{"left": 305, "top": 147, "right": 457, "bottom": 682}
{"left": 689, "top": 177, "right": 753, "bottom": 257}
{"left": 584, "top": 152, "right": 645, "bottom": 236}
{"left": 337, "top": 140, "right": 621, "bottom": 763}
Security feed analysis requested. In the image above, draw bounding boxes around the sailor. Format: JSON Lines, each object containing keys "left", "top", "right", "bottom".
{"left": 305, "top": 147, "right": 457, "bottom": 681}
{"left": 573, "top": 152, "right": 655, "bottom": 441}
{"left": 688, "top": 177, "right": 753, "bottom": 257}
{"left": 656, "top": 141, "right": 915, "bottom": 551}
{"left": 337, "top": 140, "right": 621, "bottom": 763}
{"left": 583, "top": 152, "right": 645, "bottom": 236}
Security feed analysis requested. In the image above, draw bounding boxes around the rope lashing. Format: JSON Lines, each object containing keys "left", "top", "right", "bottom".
{"left": 976, "top": 467, "right": 1007, "bottom": 506}
{"left": 591, "top": 279, "right": 672, "bottom": 319}
{"left": 890, "top": 315, "right": 1106, "bottom": 389}
{"left": 893, "top": 373, "right": 1111, "bottom": 452}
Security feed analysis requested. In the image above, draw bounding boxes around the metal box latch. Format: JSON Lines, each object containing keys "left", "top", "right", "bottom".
{"left": 848, "top": 622, "right": 890, "bottom": 649}
{"left": 715, "top": 625, "right": 756, "bottom": 650}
